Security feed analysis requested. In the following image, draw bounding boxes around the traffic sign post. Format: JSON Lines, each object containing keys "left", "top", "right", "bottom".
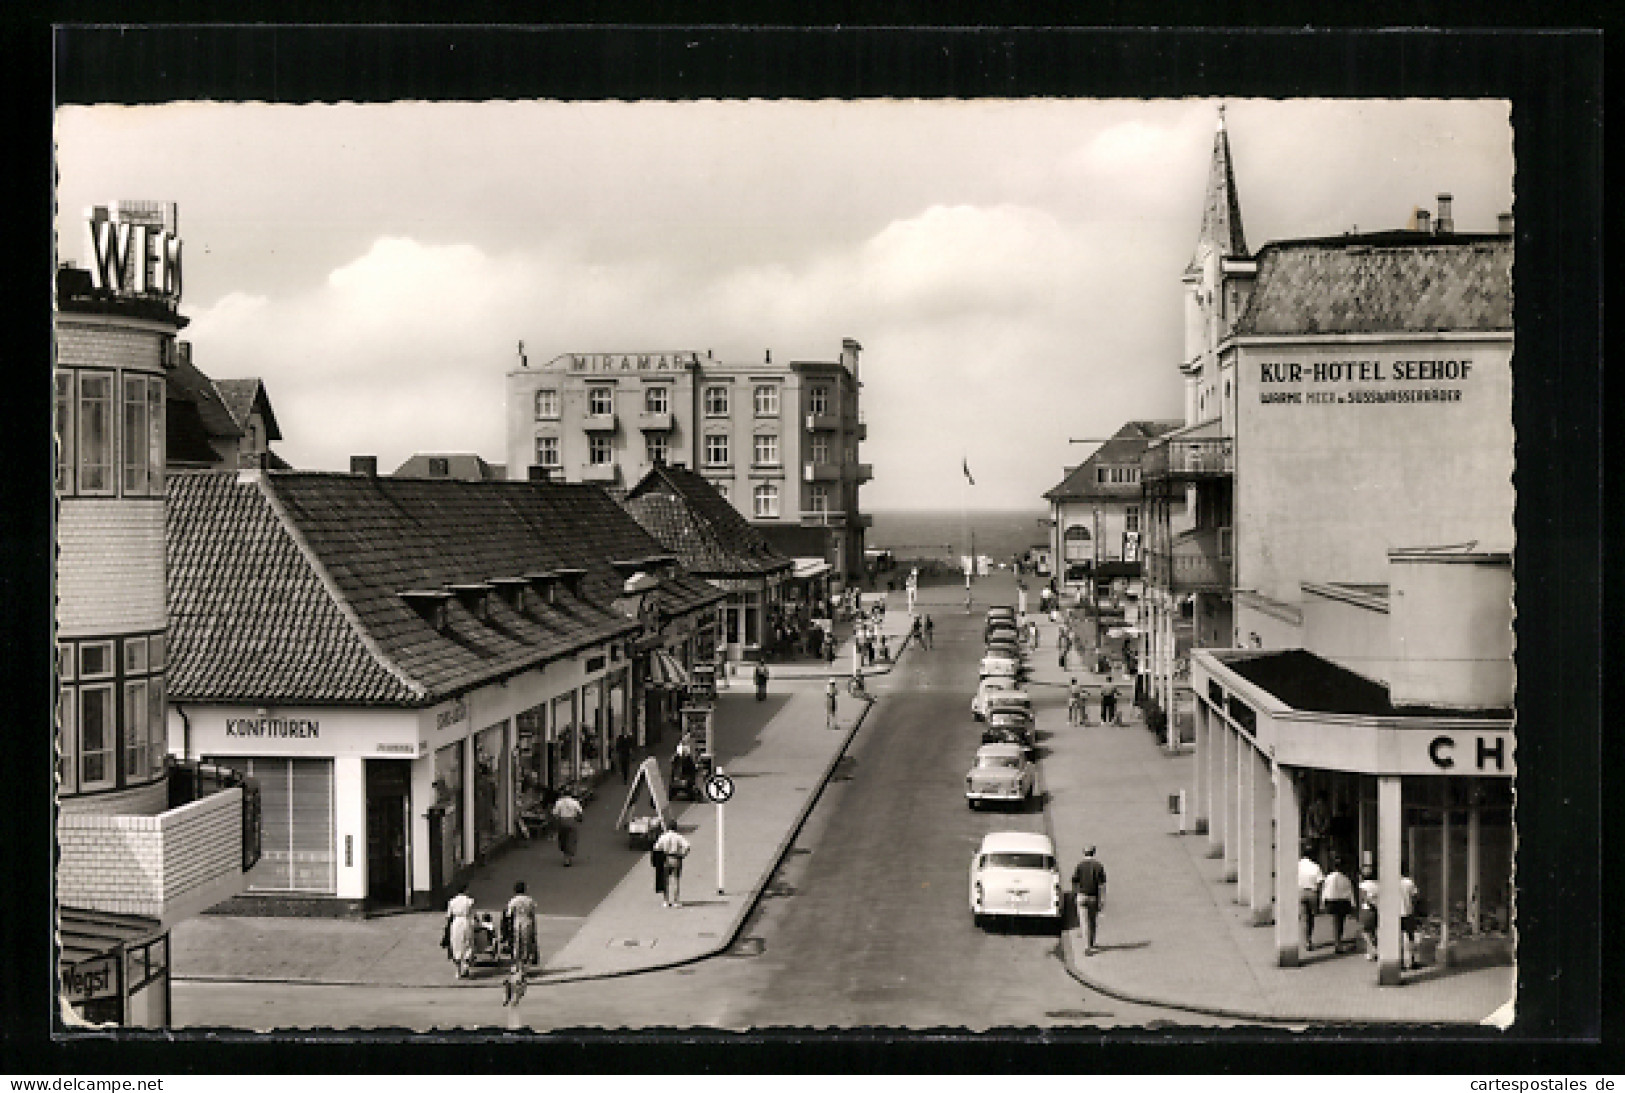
{"left": 703, "top": 769, "right": 735, "bottom": 894}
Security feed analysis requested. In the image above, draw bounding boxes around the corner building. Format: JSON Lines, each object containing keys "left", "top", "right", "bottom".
{"left": 55, "top": 202, "right": 254, "bottom": 1026}
{"left": 505, "top": 339, "right": 869, "bottom": 583}
{"left": 1147, "top": 114, "right": 1515, "bottom": 986}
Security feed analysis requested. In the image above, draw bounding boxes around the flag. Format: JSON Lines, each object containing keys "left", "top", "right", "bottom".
{"left": 962, "top": 457, "right": 975, "bottom": 486}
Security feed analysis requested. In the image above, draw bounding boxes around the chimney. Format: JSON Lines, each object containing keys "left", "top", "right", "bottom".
{"left": 351, "top": 455, "right": 378, "bottom": 477}
{"left": 528, "top": 464, "right": 551, "bottom": 483}
{"left": 841, "top": 337, "right": 862, "bottom": 385}
{"left": 1414, "top": 208, "right": 1431, "bottom": 234}
{"left": 1435, "top": 192, "right": 1454, "bottom": 234}
{"left": 1498, "top": 211, "right": 1514, "bottom": 236}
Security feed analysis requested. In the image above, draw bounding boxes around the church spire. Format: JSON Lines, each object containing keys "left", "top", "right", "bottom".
{"left": 1186, "top": 104, "right": 1248, "bottom": 275}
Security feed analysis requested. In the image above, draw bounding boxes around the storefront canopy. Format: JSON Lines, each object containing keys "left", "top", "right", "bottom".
{"left": 645, "top": 649, "right": 690, "bottom": 687}
{"left": 793, "top": 557, "right": 832, "bottom": 579}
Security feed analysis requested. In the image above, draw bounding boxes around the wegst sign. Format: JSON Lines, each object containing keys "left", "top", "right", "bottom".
{"left": 84, "top": 209, "right": 183, "bottom": 302}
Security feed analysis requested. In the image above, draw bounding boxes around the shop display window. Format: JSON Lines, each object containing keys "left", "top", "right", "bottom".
{"left": 209, "top": 756, "right": 337, "bottom": 894}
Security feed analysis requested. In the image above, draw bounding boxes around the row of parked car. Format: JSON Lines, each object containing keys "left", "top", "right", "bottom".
{"left": 965, "top": 604, "right": 1064, "bottom": 930}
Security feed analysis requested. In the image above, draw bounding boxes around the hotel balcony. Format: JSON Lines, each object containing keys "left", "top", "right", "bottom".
{"left": 1142, "top": 436, "right": 1234, "bottom": 483}
{"left": 1143, "top": 526, "right": 1233, "bottom": 593}
{"left": 804, "top": 412, "right": 842, "bottom": 432}
{"left": 637, "top": 411, "right": 674, "bottom": 432}
{"left": 580, "top": 462, "right": 619, "bottom": 484}
{"left": 57, "top": 762, "right": 260, "bottom": 927}
{"left": 582, "top": 413, "right": 618, "bottom": 433}
{"left": 803, "top": 461, "right": 842, "bottom": 482}
{"left": 847, "top": 463, "right": 873, "bottom": 483}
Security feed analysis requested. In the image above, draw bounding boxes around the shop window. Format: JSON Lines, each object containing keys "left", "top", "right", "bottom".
{"left": 55, "top": 372, "right": 74, "bottom": 494}
{"left": 645, "top": 385, "right": 669, "bottom": 414}
{"left": 753, "top": 433, "right": 779, "bottom": 467}
{"left": 754, "top": 385, "right": 779, "bottom": 415}
{"left": 78, "top": 373, "right": 114, "bottom": 495}
{"left": 704, "top": 386, "right": 729, "bottom": 416}
{"left": 534, "top": 389, "right": 559, "bottom": 419}
{"left": 589, "top": 387, "right": 614, "bottom": 416}
{"left": 217, "top": 757, "right": 337, "bottom": 894}
{"left": 79, "top": 684, "right": 115, "bottom": 790}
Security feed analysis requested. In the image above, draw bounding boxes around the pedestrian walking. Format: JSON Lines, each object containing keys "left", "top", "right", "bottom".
{"left": 444, "top": 882, "right": 476, "bottom": 979}
{"left": 505, "top": 881, "right": 538, "bottom": 968}
{"left": 1029, "top": 619, "right": 1040, "bottom": 648}
{"left": 614, "top": 731, "right": 633, "bottom": 784}
{"left": 826, "top": 677, "right": 840, "bottom": 729}
{"left": 1358, "top": 866, "right": 1381, "bottom": 960}
{"left": 825, "top": 635, "right": 837, "bottom": 669}
{"left": 653, "top": 825, "right": 692, "bottom": 907}
{"left": 1101, "top": 687, "right": 1118, "bottom": 725}
{"left": 1067, "top": 678, "right": 1084, "bottom": 725}
{"left": 1320, "top": 856, "right": 1357, "bottom": 953}
{"left": 911, "top": 615, "right": 922, "bottom": 647}
{"left": 924, "top": 615, "right": 934, "bottom": 650}
{"left": 879, "top": 634, "right": 890, "bottom": 662}
{"left": 650, "top": 825, "right": 669, "bottom": 901}
{"left": 1072, "top": 846, "right": 1107, "bottom": 954}
{"left": 502, "top": 964, "right": 528, "bottom": 1009}
{"left": 551, "top": 790, "right": 584, "bottom": 866}
{"left": 1398, "top": 869, "right": 1421, "bottom": 970}
{"left": 1297, "top": 842, "right": 1325, "bottom": 950}
{"left": 754, "top": 658, "right": 770, "bottom": 701}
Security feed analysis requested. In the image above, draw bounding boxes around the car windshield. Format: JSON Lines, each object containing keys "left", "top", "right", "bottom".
{"left": 982, "top": 852, "right": 1055, "bottom": 870}
{"left": 977, "top": 754, "right": 1021, "bottom": 769}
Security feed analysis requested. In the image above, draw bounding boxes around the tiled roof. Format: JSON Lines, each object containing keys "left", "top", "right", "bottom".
{"left": 167, "top": 354, "right": 242, "bottom": 441}
{"left": 1234, "top": 234, "right": 1512, "bottom": 336}
{"left": 168, "top": 471, "right": 419, "bottom": 705}
{"left": 214, "top": 378, "right": 282, "bottom": 441}
{"left": 1043, "top": 420, "right": 1184, "bottom": 502}
{"left": 622, "top": 465, "right": 794, "bottom": 578}
{"left": 168, "top": 471, "right": 724, "bottom": 706}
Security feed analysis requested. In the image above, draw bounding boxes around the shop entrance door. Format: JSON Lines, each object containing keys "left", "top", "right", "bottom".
{"left": 365, "top": 759, "right": 411, "bottom": 908}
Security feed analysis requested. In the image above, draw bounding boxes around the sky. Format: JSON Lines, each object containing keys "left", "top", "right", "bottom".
{"left": 54, "top": 98, "right": 1512, "bottom": 510}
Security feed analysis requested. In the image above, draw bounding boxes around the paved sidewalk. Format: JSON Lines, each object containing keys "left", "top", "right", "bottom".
{"left": 1022, "top": 608, "right": 1516, "bottom": 1026}
{"left": 172, "top": 608, "right": 915, "bottom": 990}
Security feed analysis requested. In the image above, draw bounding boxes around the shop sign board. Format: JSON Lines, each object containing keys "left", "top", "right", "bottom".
{"left": 85, "top": 211, "right": 183, "bottom": 302}
{"left": 61, "top": 955, "right": 119, "bottom": 1004}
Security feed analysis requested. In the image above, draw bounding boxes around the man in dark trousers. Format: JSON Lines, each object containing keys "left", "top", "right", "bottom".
{"left": 753, "top": 658, "right": 770, "bottom": 701}
{"left": 614, "top": 731, "right": 633, "bottom": 784}
{"left": 1072, "top": 846, "right": 1107, "bottom": 955}
{"left": 923, "top": 615, "right": 934, "bottom": 650}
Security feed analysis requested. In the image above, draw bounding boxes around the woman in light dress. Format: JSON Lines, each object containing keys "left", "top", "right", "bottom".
{"left": 445, "top": 882, "right": 476, "bottom": 978}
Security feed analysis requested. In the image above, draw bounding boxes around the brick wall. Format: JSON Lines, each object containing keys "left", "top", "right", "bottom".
{"left": 55, "top": 502, "right": 166, "bottom": 635}
{"left": 57, "top": 788, "right": 242, "bottom": 918}
{"left": 56, "top": 321, "right": 165, "bottom": 375}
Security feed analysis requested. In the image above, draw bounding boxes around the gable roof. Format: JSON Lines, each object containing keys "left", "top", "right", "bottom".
{"left": 1233, "top": 234, "right": 1512, "bottom": 336}
{"left": 214, "top": 378, "right": 283, "bottom": 441}
{"left": 1044, "top": 420, "right": 1184, "bottom": 502}
{"left": 168, "top": 470, "right": 723, "bottom": 706}
{"left": 621, "top": 464, "right": 794, "bottom": 578}
{"left": 167, "top": 352, "right": 243, "bottom": 442}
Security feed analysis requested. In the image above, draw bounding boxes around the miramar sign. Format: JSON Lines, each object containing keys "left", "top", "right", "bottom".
{"left": 83, "top": 203, "right": 183, "bottom": 303}
{"left": 568, "top": 352, "right": 700, "bottom": 372}
{"left": 1257, "top": 357, "right": 1475, "bottom": 406}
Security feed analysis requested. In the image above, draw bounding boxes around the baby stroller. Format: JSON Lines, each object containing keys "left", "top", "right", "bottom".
{"left": 670, "top": 749, "right": 702, "bottom": 801}
{"left": 467, "top": 909, "right": 514, "bottom": 970}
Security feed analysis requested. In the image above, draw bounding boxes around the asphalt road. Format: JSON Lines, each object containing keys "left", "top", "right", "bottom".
{"left": 172, "top": 594, "right": 1232, "bottom": 1032}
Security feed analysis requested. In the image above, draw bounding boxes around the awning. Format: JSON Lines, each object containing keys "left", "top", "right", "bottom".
{"left": 645, "top": 649, "right": 690, "bottom": 687}
{"left": 793, "top": 557, "right": 832, "bottom": 580}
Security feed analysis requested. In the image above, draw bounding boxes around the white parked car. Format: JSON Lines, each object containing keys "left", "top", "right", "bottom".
{"left": 971, "top": 676, "right": 1021, "bottom": 719}
{"left": 969, "top": 831, "right": 1064, "bottom": 928}
{"left": 978, "top": 653, "right": 1020, "bottom": 680}
{"left": 965, "top": 742, "right": 1034, "bottom": 808}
